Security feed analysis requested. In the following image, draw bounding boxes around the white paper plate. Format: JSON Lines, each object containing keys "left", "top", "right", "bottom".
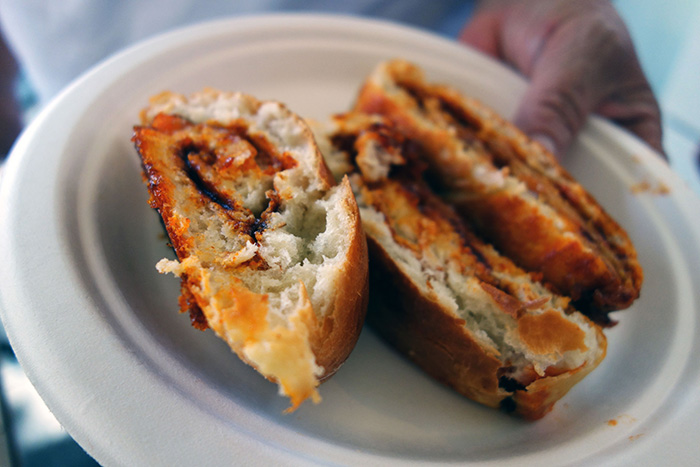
{"left": 1, "top": 14, "right": 700, "bottom": 466}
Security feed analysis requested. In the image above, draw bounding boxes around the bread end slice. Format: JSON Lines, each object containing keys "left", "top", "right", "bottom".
{"left": 133, "top": 90, "right": 368, "bottom": 410}
{"left": 312, "top": 112, "right": 607, "bottom": 419}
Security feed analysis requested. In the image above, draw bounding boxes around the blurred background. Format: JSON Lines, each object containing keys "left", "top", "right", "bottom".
{"left": 617, "top": 0, "right": 700, "bottom": 195}
{"left": 0, "top": 1, "right": 698, "bottom": 465}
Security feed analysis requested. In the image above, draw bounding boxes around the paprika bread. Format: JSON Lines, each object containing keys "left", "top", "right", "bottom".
{"left": 354, "top": 59, "right": 642, "bottom": 325}
{"left": 132, "top": 90, "right": 368, "bottom": 411}
{"left": 311, "top": 113, "right": 606, "bottom": 420}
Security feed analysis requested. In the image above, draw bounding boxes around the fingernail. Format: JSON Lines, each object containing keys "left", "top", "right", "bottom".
{"left": 530, "top": 134, "right": 558, "bottom": 157}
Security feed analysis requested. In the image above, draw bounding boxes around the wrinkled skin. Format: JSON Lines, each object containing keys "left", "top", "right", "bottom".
{"left": 0, "top": 1, "right": 664, "bottom": 161}
{"left": 460, "top": 0, "right": 664, "bottom": 158}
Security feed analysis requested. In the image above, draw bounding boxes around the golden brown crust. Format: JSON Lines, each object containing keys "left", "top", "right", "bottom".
{"left": 511, "top": 324, "right": 606, "bottom": 420}
{"left": 368, "top": 237, "right": 607, "bottom": 419}
{"left": 353, "top": 59, "right": 642, "bottom": 324}
{"left": 366, "top": 238, "right": 505, "bottom": 410}
{"left": 133, "top": 90, "right": 368, "bottom": 410}
{"left": 316, "top": 112, "right": 607, "bottom": 419}
{"left": 308, "top": 177, "right": 370, "bottom": 380}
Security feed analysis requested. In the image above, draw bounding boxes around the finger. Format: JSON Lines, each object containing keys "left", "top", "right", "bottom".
{"left": 457, "top": 8, "right": 503, "bottom": 58}
{"left": 618, "top": 116, "right": 665, "bottom": 158}
{"left": 596, "top": 86, "right": 666, "bottom": 157}
{"left": 513, "top": 59, "right": 599, "bottom": 158}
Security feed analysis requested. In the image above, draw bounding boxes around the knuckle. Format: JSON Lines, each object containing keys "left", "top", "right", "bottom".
{"left": 532, "top": 86, "right": 588, "bottom": 137}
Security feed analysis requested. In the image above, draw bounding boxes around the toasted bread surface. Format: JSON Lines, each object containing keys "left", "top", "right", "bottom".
{"left": 354, "top": 60, "right": 642, "bottom": 324}
{"left": 312, "top": 112, "right": 606, "bottom": 419}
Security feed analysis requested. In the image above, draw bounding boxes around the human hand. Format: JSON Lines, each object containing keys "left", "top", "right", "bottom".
{"left": 459, "top": 0, "right": 664, "bottom": 158}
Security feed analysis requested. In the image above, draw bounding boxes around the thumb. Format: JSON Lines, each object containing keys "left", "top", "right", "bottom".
{"left": 457, "top": 8, "right": 502, "bottom": 57}
{"left": 512, "top": 64, "right": 597, "bottom": 158}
